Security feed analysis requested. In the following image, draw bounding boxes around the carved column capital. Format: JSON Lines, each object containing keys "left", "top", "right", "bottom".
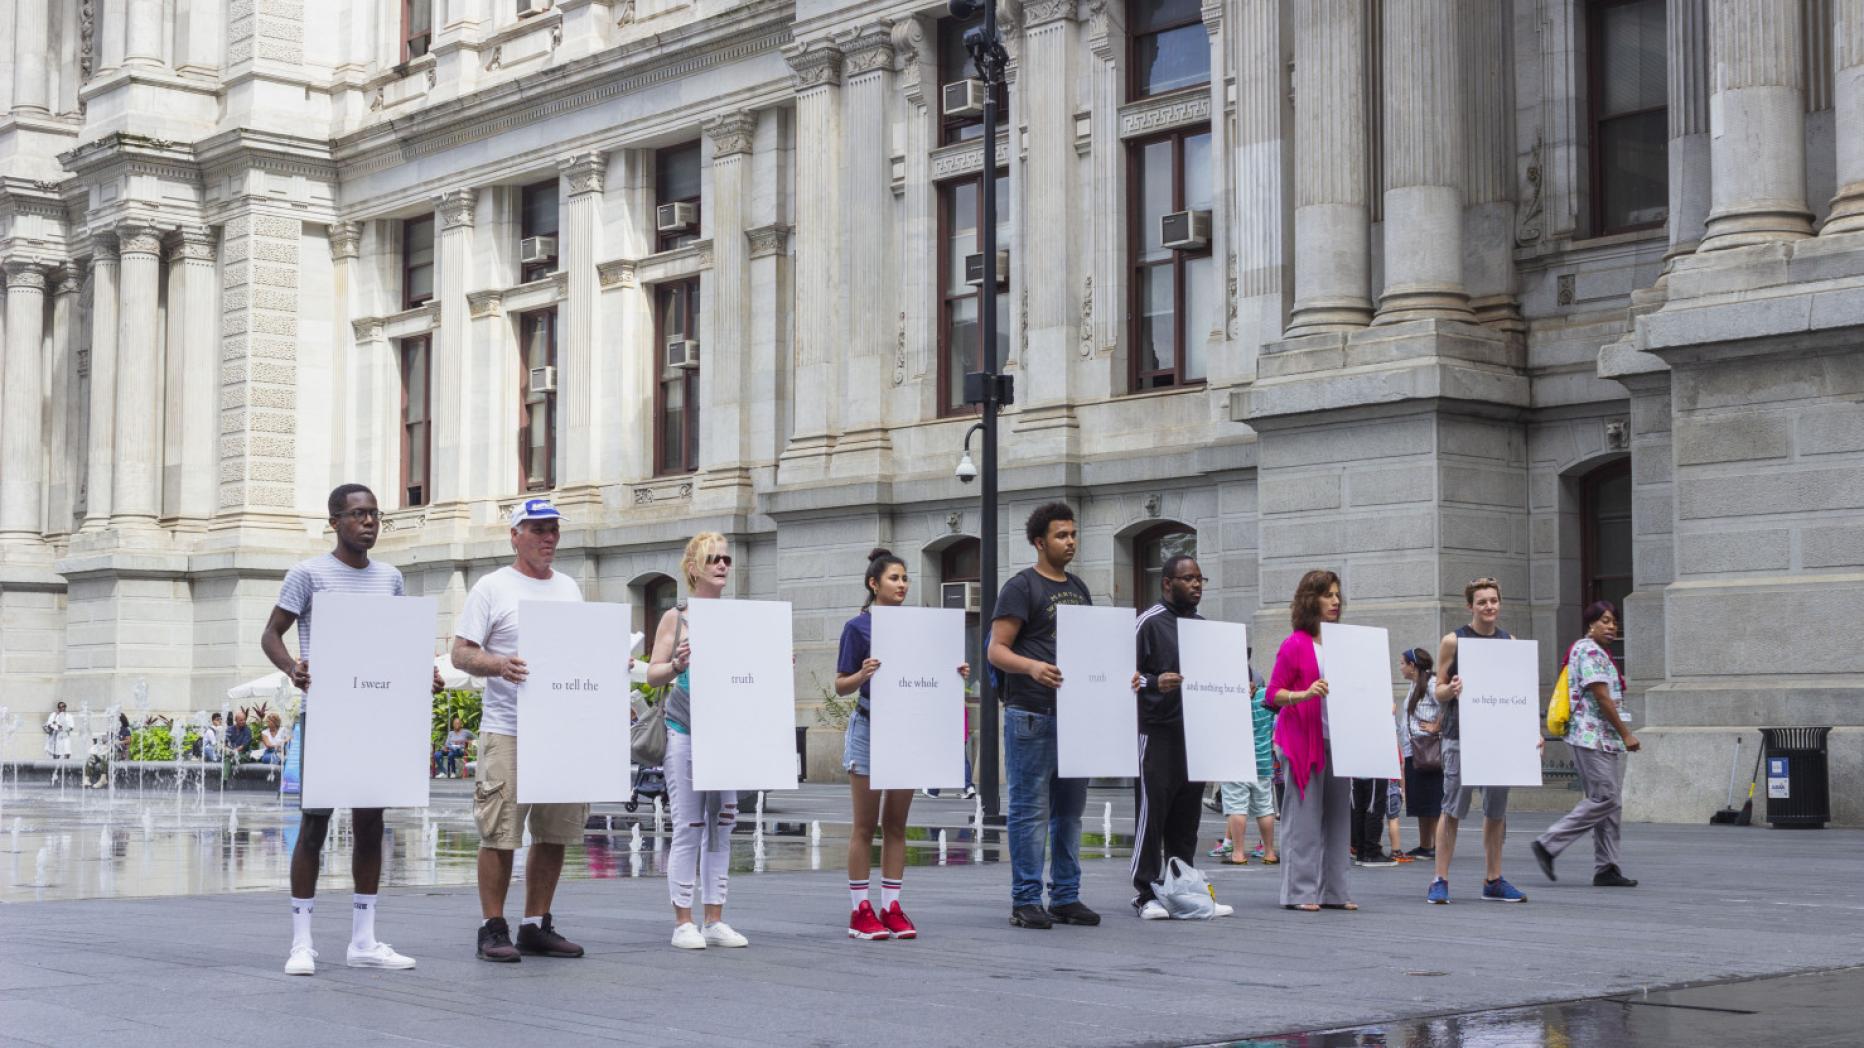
{"left": 559, "top": 152, "right": 608, "bottom": 196}
{"left": 328, "top": 220, "right": 363, "bottom": 261}
{"left": 746, "top": 222, "right": 793, "bottom": 259}
{"left": 55, "top": 267, "right": 84, "bottom": 296}
{"left": 784, "top": 42, "right": 844, "bottom": 89}
{"left": 843, "top": 23, "right": 896, "bottom": 76}
{"left": 90, "top": 232, "right": 120, "bottom": 262}
{"left": 435, "top": 188, "right": 479, "bottom": 230}
{"left": 703, "top": 112, "right": 758, "bottom": 158}
{"left": 117, "top": 224, "right": 165, "bottom": 258}
{"left": 175, "top": 226, "right": 217, "bottom": 262}
{"left": 1024, "top": 0, "right": 1077, "bottom": 27}
{"left": 4, "top": 260, "right": 50, "bottom": 290}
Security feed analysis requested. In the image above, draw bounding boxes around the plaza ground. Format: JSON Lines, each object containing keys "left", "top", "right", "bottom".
{"left": 1, "top": 782, "right": 1860, "bottom": 1047}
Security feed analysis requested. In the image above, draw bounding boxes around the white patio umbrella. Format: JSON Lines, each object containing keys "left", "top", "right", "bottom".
{"left": 225, "top": 671, "right": 288, "bottom": 701}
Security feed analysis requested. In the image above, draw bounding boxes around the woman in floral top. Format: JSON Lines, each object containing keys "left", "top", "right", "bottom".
{"left": 1531, "top": 601, "right": 1640, "bottom": 888}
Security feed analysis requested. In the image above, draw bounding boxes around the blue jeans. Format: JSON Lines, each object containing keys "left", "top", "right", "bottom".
{"left": 1004, "top": 708, "right": 1087, "bottom": 907}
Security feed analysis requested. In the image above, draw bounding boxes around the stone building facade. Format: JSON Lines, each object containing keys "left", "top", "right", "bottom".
{"left": 1, "top": 0, "right": 1860, "bottom": 822}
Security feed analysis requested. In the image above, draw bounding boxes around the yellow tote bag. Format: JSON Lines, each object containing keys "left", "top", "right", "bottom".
{"left": 1545, "top": 664, "right": 1571, "bottom": 736}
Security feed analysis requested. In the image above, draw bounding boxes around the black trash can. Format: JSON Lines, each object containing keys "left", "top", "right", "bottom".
{"left": 796, "top": 725, "right": 810, "bottom": 783}
{"left": 1760, "top": 726, "right": 1831, "bottom": 829}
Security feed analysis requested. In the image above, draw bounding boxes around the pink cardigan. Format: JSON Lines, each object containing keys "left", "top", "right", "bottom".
{"left": 1266, "top": 630, "right": 1325, "bottom": 798}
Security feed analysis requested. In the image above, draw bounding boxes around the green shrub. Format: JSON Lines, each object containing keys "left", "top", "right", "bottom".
{"left": 431, "top": 689, "right": 482, "bottom": 750}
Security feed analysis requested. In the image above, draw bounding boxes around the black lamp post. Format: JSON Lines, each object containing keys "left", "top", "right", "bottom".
{"left": 952, "top": 0, "right": 1010, "bottom": 824}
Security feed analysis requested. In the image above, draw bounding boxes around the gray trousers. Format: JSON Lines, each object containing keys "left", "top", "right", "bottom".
{"left": 1537, "top": 746, "right": 1626, "bottom": 874}
{"left": 1279, "top": 751, "right": 1354, "bottom": 907}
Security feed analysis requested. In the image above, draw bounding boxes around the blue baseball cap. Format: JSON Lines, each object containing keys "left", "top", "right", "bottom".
{"left": 508, "top": 497, "right": 563, "bottom": 528}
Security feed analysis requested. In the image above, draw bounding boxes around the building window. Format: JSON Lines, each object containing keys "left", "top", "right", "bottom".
{"left": 938, "top": 16, "right": 1008, "bottom": 146}
{"left": 403, "top": 216, "right": 434, "bottom": 309}
{"left": 1132, "top": 523, "right": 1197, "bottom": 608}
{"left": 1581, "top": 458, "right": 1632, "bottom": 664}
{"left": 1129, "top": 128, "right": 1212, "bottom": 391}
{"left": 1129, "top": 0, "right": 1208, "bottom": 99}
{"left": 655, "top": 142, "right": 702, "bottom": 253}
{"left": 516, "top": 310, "right": 558, "bottom": 492}
{"left": 940, "top": 540, "right": 982, "bottom": 691}
{"left": 643, "top": 574, "right": 680, "bottom": 634}
{"left": 938, "top": 174, "right": 1010, "bottom": 416}
{"left": 1587, "top": 0, "right": 1667, "bottom": 235}
{"left": 519, "top": 179, "right": 560, "bottom": 284}
{"left": 399, "top": 336, "right": 432, "bottom": 507}
{"left": 654, "top": 279, "right": 701, "bottom": 475}
{"left": 402, "top": 0, "right": 432, "bottom": 63}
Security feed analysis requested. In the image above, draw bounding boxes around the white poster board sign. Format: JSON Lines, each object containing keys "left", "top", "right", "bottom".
{"left": 302, "top": 593, "right": 438, "bottom": 810}
{"left": 687, "top": 598, "right": 799, "bottom": 792}
{"left": 867, "top": 605, "right": 967, "bottom": 790}
{"left": 1318, "top": 623, "right": 1401, "bottom": 779}
{"left": 1057, "top": 604, "right": 1137, "bottom": 778}
{"left": 1454, "top": 637, "right": 1544, "bottom": 787}
{"left": 1178, "top": 618, "right": 1258, "bottom": 783}
{"left": 517, "top": 601, "right": 632, "bottom": 803}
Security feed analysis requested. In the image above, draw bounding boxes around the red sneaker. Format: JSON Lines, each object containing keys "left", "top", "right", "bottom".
{"left": 848, "top": 900, "right": 890, "bottom": 940}
{"left": 880, "top": 901, "right": 917, "bottom": 939}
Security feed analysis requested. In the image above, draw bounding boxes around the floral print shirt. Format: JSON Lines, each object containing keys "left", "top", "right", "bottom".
{"left": 1565, "top": 638, "right": 1627, "bottom": 753}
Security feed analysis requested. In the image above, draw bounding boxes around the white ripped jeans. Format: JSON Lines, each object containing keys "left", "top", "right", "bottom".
{"left": 664, "top": 730, "right": 736, "bottom": 909}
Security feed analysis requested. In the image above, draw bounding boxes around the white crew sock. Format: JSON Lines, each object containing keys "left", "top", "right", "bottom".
{"left": 848, "top": 880, "right": 869, "bottom": 910}
{"left": 290, "top": 897, "right": 314, "bottom": 950}
{"left": 522, "top": 915, "right": 543, "bottom": 928}
{"left": 350, "top": 894, "right": 377, "bottom": 950}
{"left": 881, "top": 879, "right": 902, "bottom": 909}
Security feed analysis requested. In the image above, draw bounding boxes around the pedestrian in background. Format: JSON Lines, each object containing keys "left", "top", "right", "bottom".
{"left": 1400, "top": 648, "right": 1442, "bottom": 859}
{"left": 1533, "top": 601, "right": 1639, "bottom": 889}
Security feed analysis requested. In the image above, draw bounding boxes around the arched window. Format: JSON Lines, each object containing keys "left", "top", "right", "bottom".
{"left": 1580, "top": 459, "right": 1631, "bottom": 663}
{"left": 1131, "top": 523, "right": 1197, "bottom": 608}
{"left": 941, "top": 539, "right": 981, "bottom": 689}
{"left": 642, "top": 574, "right": 679, "bottom": 637}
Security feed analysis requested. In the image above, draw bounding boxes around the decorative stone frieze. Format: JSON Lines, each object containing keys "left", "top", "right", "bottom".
{"left": 1117, "top": 91, "right": 1211, "bottom": 139}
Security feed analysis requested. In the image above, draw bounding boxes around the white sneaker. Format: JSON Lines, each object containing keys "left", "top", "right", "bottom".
{"left": 702, "top": 921, "right": 748, "bottom": 948}
{"left": 671, "top": 922, "right": 706, "bottom": 950}
{"left": 346, "top": 941, "right": 416, "bottom": 969}
{"left": 1138, "top": 900, "right": 1170, "bottom": 921}
{"left": 1212, "top": 902, "right": 1234, "bottom": 918}
{"left": 284, "top": 945, "right": 317, "bottom": 976}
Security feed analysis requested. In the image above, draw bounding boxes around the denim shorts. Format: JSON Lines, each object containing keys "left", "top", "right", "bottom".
{"left": 842, "top": 708, "right": 871, "bottom": 776}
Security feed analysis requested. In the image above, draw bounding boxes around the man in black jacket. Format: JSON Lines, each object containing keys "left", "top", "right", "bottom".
{"left": 1130, "top": 554, "right": 1208, "bottom": 918}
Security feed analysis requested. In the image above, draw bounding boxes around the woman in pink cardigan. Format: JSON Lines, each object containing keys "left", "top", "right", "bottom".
{"left": 1266, "top": 569, "right": 1356, "bottom": 911}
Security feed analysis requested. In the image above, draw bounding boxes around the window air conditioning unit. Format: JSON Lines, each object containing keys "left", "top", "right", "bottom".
{"left": 1160, "top": 209, "right": 1212, "bottom": 252}
{"left": 528, "top": 365, "right": 557, "bottom": 395}
{"left": 664, "top": 338, "right": 700, "bottom": 370}
{"left": 941, "top": 78, "right": 986, "bottom": 119}
{"left": 941, "top": 581, "right": 982, "bottom": 614}
{"left": 519, "top": 235, "right": 557, "bottom": 265}
{"left": 964, "top": 249, "right": 1009, "bottom": 287}
{"left": 656, "top": 201, "right": 698, "bottom": 234}
{"left": 517, "top": 0, "right": 551, "bottom": 15}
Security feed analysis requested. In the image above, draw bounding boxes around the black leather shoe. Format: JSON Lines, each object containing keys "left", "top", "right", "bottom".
{"left": 1593, "top": 864, "right": 1638, "bottom": 888}
{"left": 476, "top": 917, "right": 521, "bottom": 962}
{"left": 1010, "top": 905, "right": 1053, "bottom": 929}
{"left": 1048, "top": 901, "right": 1101, "bottom": 926}
{"left": 1532, "top": 840, "right": 1557, "bottom": 882}
{"left": 516, "top": 913, "right": 585, "bottom": 957}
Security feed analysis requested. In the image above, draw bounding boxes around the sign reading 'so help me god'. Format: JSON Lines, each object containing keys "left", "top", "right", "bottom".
{"left": 517, "top": 600, "right": 632, "bottom": 804}
{"left": 302, "top": 593, "right": 439, "bottom": 811}
{"left": 687, "top": 598, "right": 799, "bottom": 792}
{"left": 1453, "top": 637, "right": 1544, "bottom": 788}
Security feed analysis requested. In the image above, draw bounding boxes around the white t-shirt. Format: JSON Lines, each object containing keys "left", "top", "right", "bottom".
{"left": 453, "top": 565, "right": 583, "bottom": 736}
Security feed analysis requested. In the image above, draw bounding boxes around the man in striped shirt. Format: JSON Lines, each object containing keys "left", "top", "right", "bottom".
{"left": 261, "top": 483, "right": 442, "bottom": 976}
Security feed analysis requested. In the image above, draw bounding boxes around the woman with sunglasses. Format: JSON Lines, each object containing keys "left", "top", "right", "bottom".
{"left": 646, "top": 532, "right": 747, "bottom": 951}
{"left": 835, "top": 549, "right": 970, "bottom": 940}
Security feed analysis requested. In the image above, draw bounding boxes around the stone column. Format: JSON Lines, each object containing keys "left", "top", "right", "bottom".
{"left": 216, "top": 213, "right": 301, "bottom": 525}
{"left": 1286, "top": 0, "right": 1372, "bottom": 334}
{"left": 176, "top": 227, "right": 218, "bottom": 525}
{"left": 834, "top": 25, "right": 895, "bottom": 474}
{"left": 1461, "top": 0, "right": 1521, "bottom": 331}
{"left": 12, "top": 0, "right": 50, "bottom": 115}
{"left": 327, "top": 222, "right": 365, "bottom": 485}
{"left": 1087, "top": 1, "right": 1127, "bottom": 354}
{"left": 557, "top": 153, "right": 606, "bottom": 503}
{"left": 1377, "top": 0, "right": 1472, "bottom": 323}
{"left": 81, "top": 236, "right": 119, "bottom": 531}
{"left": 0, "top": 261, "right": 49, "bottom": 542}
{"left": 46, "top": 269, "right": 82, "bottom": 539}
{"left": 1019, "top": 0, "right": 1084, "bottom": 412}
{"left": 125, "top": 0, "right": 166, "bottom": 67}
{"left": 1700, "top": 0, "right": 1814, "bottom": 249}
{"left": 431, "top": 189, "right": 477, "bottom": 515}
{"left": 1667, "top": 0, "right": 1714, "bottom": 255}
{"left": 111, "top": 224, "right": 163, "bottom": 525}
{"left": 697, "top": 114, "right": 756, "bottom": 500}
{"left": 1827, "top": 0, "right": 1864, "bottom": 233}
{"left": 780, "top": 43, "right": 844, "bottom": 478}
{"left": 1233, "top": 0, "right": 1291, "bottom": 360}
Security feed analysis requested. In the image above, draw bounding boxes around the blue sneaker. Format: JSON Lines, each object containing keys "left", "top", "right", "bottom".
{"left": 1426, "top": 878, "right": 1449, "bottom": 905}
{"left": 1483, "top": 877, "right": 1527, "bottom": 902}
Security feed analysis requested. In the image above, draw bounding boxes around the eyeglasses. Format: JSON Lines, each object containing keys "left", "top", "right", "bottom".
{"left": 1468, "top": 577, "right": 1499, "bottom": 590}
{"left": 1167, "top": 574, "right": 1207, "bottom": 584}
{"left": 337, "top": 508, "right": 382, "bottom": 522}
{"left": 706, "top": 554, "right": 733, "bottom": 567}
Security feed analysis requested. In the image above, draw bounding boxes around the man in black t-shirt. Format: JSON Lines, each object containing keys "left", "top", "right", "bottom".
{"left": 989, "top": 502, "right": 1100, "bottom": 930}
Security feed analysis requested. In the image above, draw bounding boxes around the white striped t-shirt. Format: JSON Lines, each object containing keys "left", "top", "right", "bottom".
{"left": 275, "top": 554, "right": 406, "bottom": 705}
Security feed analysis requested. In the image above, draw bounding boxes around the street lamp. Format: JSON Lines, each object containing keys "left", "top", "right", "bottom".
{"left": 951, "top": 0, "right": 1010, "bottom": 824}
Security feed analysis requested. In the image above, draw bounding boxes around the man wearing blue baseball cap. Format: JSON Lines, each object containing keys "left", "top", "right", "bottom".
{"left": 450, "top": 497, "right": 590, "bottom": 962}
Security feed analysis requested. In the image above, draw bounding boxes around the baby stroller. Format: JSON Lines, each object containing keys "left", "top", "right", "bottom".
{"left": 626, "top": 764, "right": 665, "bottom": 813}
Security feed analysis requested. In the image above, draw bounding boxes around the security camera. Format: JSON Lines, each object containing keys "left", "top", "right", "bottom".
{"left": 955, "top": 450, "right": 978, "bottom": 484}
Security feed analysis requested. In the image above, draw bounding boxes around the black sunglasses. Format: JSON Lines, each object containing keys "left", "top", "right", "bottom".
{"left": 706, "top": 554, "right": 733, "bottom": 567}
